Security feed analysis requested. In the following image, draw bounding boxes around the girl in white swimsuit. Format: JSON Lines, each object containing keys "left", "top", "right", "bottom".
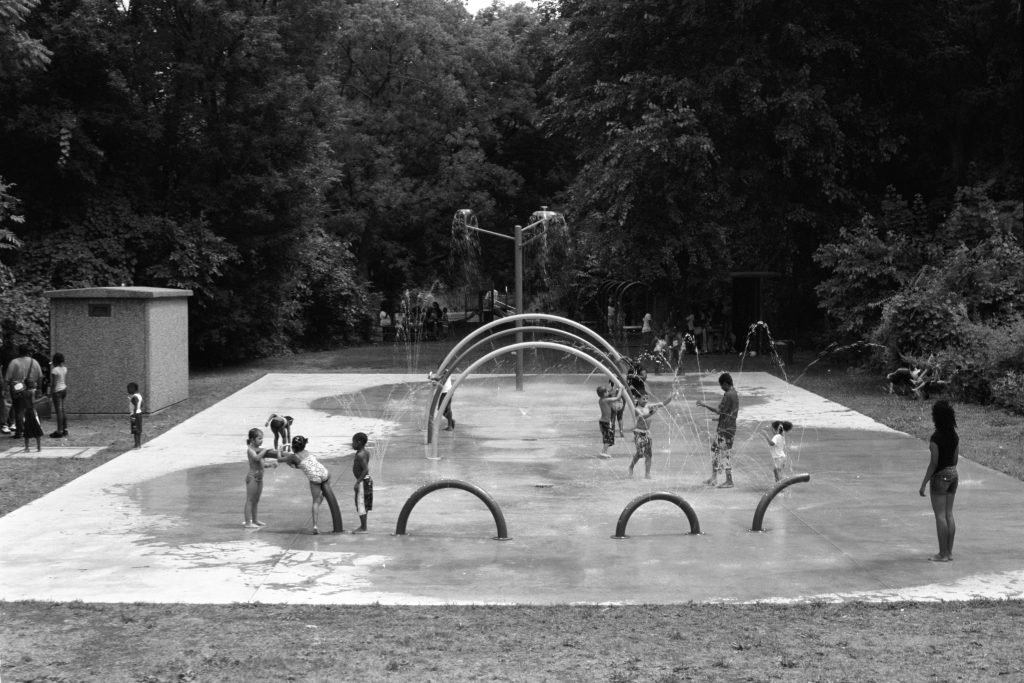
{"left": 279, "top": 435, "right": 335, "bottom": 534}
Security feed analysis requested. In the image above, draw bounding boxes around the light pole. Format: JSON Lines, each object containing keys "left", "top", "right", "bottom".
{"left": 453, "top": 207, "right": 565, "bottom": 390}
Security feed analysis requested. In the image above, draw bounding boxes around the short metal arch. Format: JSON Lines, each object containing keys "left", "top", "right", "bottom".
{"left": 394, "top": 479, "right": 510, "bottom": 540}
{"left": 613, "top": 491, "right": 701, "bottom": 539}
{"left": 751, "top": 473, "right": 811, "bottom": 532}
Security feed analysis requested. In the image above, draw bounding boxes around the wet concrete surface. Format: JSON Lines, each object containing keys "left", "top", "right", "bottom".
{"left": 1, "top": 372, "right": 1022, "bottom": 604}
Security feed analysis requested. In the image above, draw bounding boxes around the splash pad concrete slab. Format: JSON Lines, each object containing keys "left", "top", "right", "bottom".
{"left": 1, "top": 372, "right": 1021, "bottom": 605}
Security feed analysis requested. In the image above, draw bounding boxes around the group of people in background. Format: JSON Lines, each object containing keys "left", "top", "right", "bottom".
{"left": 596, "top": 369, "right": 751, "bottom": 485}
{"left": 610, "top": 303, "right": 739, "bottom": 360}
{"left": 379, "top": 301, "right": 449, "bottom": 343}
{"left": 1, "top": 342, "right": 143, "bottom": 452}
{"left": 596, "top": 370, "right": 796, "bottom": 488}
{"left": 1, "top": 344, "right": 68, "bottom": 452}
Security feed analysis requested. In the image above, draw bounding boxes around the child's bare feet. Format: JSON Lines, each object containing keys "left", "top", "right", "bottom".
{"left": 255, "top": 521, "right": 267, "bottom": 527}
{"left": 243, "top": 522, "right": 260, "bottom": 529}
{"left": 928, "top": 554, "right": 950, "bottom": 562}
{"left": 311, "top": 526, "right": 319, "bottom": 535}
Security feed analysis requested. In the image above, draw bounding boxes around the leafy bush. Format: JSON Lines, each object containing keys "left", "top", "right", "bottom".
{"left": 991, "top": 371, "right": 1024, "bottom": 415}
{"left": 927, "top": 316, "right": 1024, "bottom": 404}
{"left": 813, "top": 216, "right": 915, "bottom": 337}
{"left": 813, "top": 190, "right": 931, "bottom": 338}
{"left": 872, "top": 289, "right": 968, "bottom": 361}
{"left": 0, "top": 268, "right": 48, "bottom": 352}
{"left": 290, "top": 228, "right": 374, "bottom": 348}
{"left": 819, "top": 185, "right": 1023, "bottom": 408}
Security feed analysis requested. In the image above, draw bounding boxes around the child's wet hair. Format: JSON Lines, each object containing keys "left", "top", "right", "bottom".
{"left": 247, "top": 427, "right": 263, "bottom": 442}
{"left": 353, "top": 432, "right": 368, "bottom": 448}
{"left": 771, "top": 420, "right": 793, "bottom": 433}
{"left": 291, "top": 435, "right": 308, "bottom": 452}
{"left": 596, "top": 386, "right": 606, "bottom": 397}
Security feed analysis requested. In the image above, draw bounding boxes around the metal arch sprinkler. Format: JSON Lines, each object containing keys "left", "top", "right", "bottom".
{"left": 430, "top": 341, "right": 638, "bottom": 460}
{"left": 423, "top": 312, "right": 630, "bottom": 443}
{"left": 424, "top": 325, "right": 624, "bottom": 444}
{"left": 452, "top": 207, "right": 568, "bottom": 391}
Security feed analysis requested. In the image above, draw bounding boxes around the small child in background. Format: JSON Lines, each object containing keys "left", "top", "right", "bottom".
{"left": 596, "top": 386, "right": 620, "bottom": 458}
{"left": 351, "top": 432, "right": 371, "bottom": 533}
{"left": 127, "top": 382, "right": 143, "bottom": 449}
{"left": 607, "top": 380, "right": 625, "bottom": 437}
{"left": 244, "top": 427, "right": 279, "bottom": 528}
{"left": 764, "top": 420, "right": 794, "bottom": 482}
{"left": 264, "top": 414, "right": 294, "bottom": 450}
{"left": 20, "top": 379, "right": 42, "bottom": 452}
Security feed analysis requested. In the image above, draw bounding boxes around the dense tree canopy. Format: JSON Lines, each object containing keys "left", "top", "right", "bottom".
{"left": 0, "top": 0, "right": 1020, "bottom": 372}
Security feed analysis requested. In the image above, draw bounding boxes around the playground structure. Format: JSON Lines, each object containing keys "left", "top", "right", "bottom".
{"left": 430, "top": 341, "right": 637, "bottom": 460}
{"left": 424, "top": 312, "right": 635, "bottom": 445}
{"left": 451, "top": 208, "right": 568, "bottom": 390}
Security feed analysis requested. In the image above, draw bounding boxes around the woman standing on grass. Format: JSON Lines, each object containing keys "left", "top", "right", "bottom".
{"left": 919, "top": 400, "right": 959, "bottom": 562}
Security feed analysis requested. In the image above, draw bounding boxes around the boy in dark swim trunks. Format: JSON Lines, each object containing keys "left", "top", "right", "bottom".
{"left": 351, "top": 432, "right": 371, "bottom": 533}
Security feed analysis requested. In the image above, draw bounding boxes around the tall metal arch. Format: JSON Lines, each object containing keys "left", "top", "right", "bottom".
{"left": 429, "top": 342, "right": 640, "bottom": 459}
{"left": 424, "top": 325, "right": 625, "bottom": 443}
{"left": 434, "top": 313, "right": 624, "bottom": 377}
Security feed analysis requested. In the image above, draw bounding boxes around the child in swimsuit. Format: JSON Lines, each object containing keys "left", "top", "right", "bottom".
{"left": 244, "top": 427, "right": 279, "bottom": 528}
{"left": 278, "top": 435, "right": 335, "bottom": 534}
{"left": 628, "top": 391, "right": 677, "bottom": 479}
{"left": 764, "top": 420, "right": 793, "bottom": 482}
{"left": 264, "top": 414, "right": 293, "bottom": 450}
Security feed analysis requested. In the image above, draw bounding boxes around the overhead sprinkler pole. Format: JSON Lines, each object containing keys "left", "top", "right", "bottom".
{"left": 453, "top": 206, "right": 565, "bottom": 392}
{"left": 514, "top": 222, "right": 524, "bottom": 390}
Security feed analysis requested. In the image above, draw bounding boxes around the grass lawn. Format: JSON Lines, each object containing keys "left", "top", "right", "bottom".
{"left": 2, "top": 342, "right": 1022, "bottom": 682}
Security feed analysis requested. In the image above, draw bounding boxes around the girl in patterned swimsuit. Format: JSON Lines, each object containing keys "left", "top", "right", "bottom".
{"left": 278, "top": 435, "right": 336, "bottom": 534}
{"left": 244, "top": 428, "right": 279, "bottom": 528}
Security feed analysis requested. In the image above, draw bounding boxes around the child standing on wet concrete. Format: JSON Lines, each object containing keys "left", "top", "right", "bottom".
{"left": 243, "top": 427, "right": 279, "bottom": 528}
{"left": 764, "top": 420, "right": 793, "bottom": 482}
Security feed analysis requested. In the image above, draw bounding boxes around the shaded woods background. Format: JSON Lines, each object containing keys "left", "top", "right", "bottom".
{"left": 1, "top": 1, "right": 1021, "bottom": 388}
